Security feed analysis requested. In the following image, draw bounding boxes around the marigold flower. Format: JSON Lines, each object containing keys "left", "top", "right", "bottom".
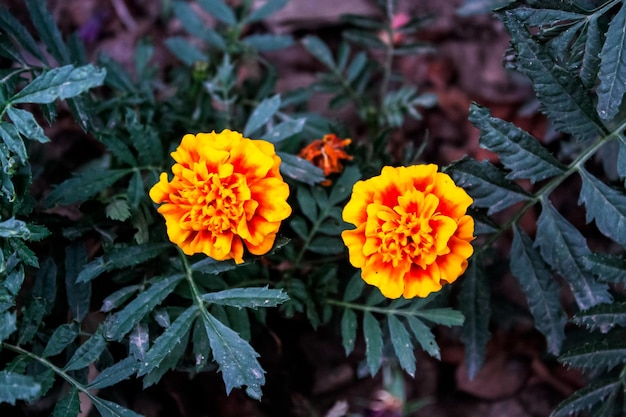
{"left": 341, "top": 164, "right": 474, "bottom": 298}
{"left": 149, "top": 130, "right": 292, "bottom": 264}
{"left": 298, "top": 133, "right": 353, "bottom": 185}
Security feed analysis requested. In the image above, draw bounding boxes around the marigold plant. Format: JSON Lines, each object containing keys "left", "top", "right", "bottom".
{"left": 149, "top": 129, "right": 292, "bottom": 264}
{"left": 342, "top": 164, "right": 475, "bottom": 298}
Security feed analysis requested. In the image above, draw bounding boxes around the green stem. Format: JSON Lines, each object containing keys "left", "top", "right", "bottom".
{"left": 292, "top": 205, "right": 331, "bottom": 268}
{"left": 379, "top": 0, "right": 396, "bottom": 104}
{"left": 1, "top": 342, "right": 100, "bottom": 402}
{"left": 475, "top": 118, "right": 626, "bottom": 255}
{"left": 327, "top": 298, "right": 418, "bottom": 317}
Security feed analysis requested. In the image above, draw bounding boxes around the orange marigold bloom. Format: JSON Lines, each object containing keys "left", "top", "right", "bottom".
{"left": 149, "top": 130, "right": 292, "bottom": 264}
{"left": 341, "top": 164, "right": 474, "bottom": 299}
{"left": 298, "top": 133, "right": 353, "bottom": 185}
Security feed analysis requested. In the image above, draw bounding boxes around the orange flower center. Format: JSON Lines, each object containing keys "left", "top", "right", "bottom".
{"left": 364, "top": 190, "right": 456, "bottom": 270}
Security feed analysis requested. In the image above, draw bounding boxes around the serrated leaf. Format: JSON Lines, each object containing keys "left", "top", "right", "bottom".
{"left": 129, "top": 323, "right": 149, "bottom": 362}
{"left": 511, "top": 224, "right": 566, "bottom": 354}
{"left": 406, "top": 316, "right": 440, "bottom": 359}
{"left": 341, "top": 308, "right": 358, "bottom": 355}
{"left": 329, "top": 165, "right": 361, "bottom": 205}
{"left": 469, "top": 103, "right": 565, "bottom": 183}
{"left": 137, "top": 306, "right": 196, "bottom": 378}
{"left": 278, "top": 152, "right": 326, "bottom": 185}
{"left": 93, "top": 397, "right": 144, "bottom": 417}
{"left": 25, "top": 0, "right": 70, "bottom": 64}
{"left": 18, "top": 298, "right": 47, "bottom": 345}
{"left": 297, "top": 187, "right": 318, "bottom": 222}
{"left": 104, "top": 274, "right": 184, "bottom": 341}
{"left": 201, "top": 287, "right": 289, "bottom": 309}
{"left": 261, "top": 118, "right": 305, "bottom": 143}
{"left": 201, "top": 310, "right": 265, "bottom": 399}
{"left": 244, "top": 94, "right": 281, "bottom": 136}
{"left": 172, "top": 1, "right": 224, "bottom": 49}
{"left": 11, "top": 65, "right": 106, "bottom": 104}
{"left": 6, "top": 106, "right": 48, "bottom": 142}
{"left": 551, "top": 378, "right": 621, "bottom": 417}
{"left": 64, "top": 333, "right": 106, "bottom": 371}
{"left": 302, "top": 36, "right": 335, "bottom": 68}
{"left": 0, "top": 311, "right": 16, "bottom": 343}
{"left": 459, "top": 259, "right": 491, "bottom": 379}
{"left": 290, "top": 216, "right": 308, "bottom": 239}
{"left": 246, "top": 0, "right": 288, "bottom": 22}
{"left": 44, "top": 169, "right": 130, "bottom": 207}
{"left": 164, "top": 37, "right": 209, "bottom": 66}
{"left": 65, "top": 244, "right": 91, "bottom": 322}
{"left": 32, "top": 258, "right": 56, "bottom": 312}
{"left": 105, "top": 199, "right": 131, "bottom": 221}
{"left": 363, "top": 311, "right": 383, "bottom": 376}
{"left": 101, "top": 285, "right": 142, "bottom": 313}
{"left": 141, "top": 325, "right": 190, "bottom": 388}
{"left": 582, "top": 253, "right": 626, "bottom": 285}
{"left": 387, "top": 315, "right": 416, "bottom": 376}
{"left": 579, "top": 169, "right": 626, "bottom": 248}
{"left": 580, "top": 16, "right": 603, "bottom": 89}
{"left": 449, "top": 158, "right": 531, "bottom": 215}
{"left": 197, "top": 0, "right": 236, "bottom": 25}
{"left": 619, "top": 138, "right": 626, "bottom": 179}
{"left": 500, "top": 12, "right": 606, "bottom": 140}
{"left": 0, "top": 217, "right": 30, "bottom": 239}
{"left": 559, "top": 338, "right": 626, "bottom": 372}
{"left": 77, "top": 242, "right": 170, "bottom": 283}
{"left": 536, "top": 201, "right": 612, "bottom": 309}
{"left": 0, "top": 123, "right": 27, "bottom": 164}
{"left": 308, "top": 236, "right": 345, "bottom": 255}
{"left": 457, "top": 0, "right": 514, "bottom": 16}
{"left": 189, "top": 257, "right": 239, "bottom": 275}
{"left": 343, "top": 271, "right": 365, "bottom": 302}
{"left": 0, "top": 371, "right": 40, "bottom": 405}
{"left": 52, "top": 387, "right": 80, "bottom": 417}
{"left": 414, "top": 308, "right": 465, "bottom": 327}
{"left": 596, "top": 1, "right": 626, "bottom": 120}
{"left": 42, "top": 323, "right": 78, "bottom": 357}
{"left": 572, "top": 302, "right": 626, "bottom": 333}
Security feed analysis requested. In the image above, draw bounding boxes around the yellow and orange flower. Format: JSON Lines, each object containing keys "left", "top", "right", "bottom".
{"left": 341, "top": 164, "right": 474, "bottom": 298}
{"left": 298, "top": 133, "right": 353, "bottom": 185}
{"left": 149, "top": 130, "right": 292, "bottom": 264}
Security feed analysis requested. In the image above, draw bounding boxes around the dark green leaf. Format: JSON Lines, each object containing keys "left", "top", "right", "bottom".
{"left": 580, "top": 17, "right": 603, "bottom": 89}
{"left": 579, "top": 169, "right": 626, "bottom": 248}
{"left": 0, "top": 371, "right": 40, "bottom": 405}
{"left": 261, "top": 118, "right": 305, "bottom": 144}
{"left": 172, "top": 1, "right": 225, "bottom": 49}
{"left": 500, "top": 12, "right": 606, "bottom": 140}
{"left": 52, "top": 387, "right": 80, "bottom": 417}
{"left": 297, "top": 187, "right": 318, "bottom": 222}
{"left": 129, "top": 323, "right": 149, "bottom": 361}
{"left": 343, "top": 29, "right": 386, "bottom": 49}
{"left": 457, "top": 0, "right": 514, "bottom": 16}
{"left": 201, "top": 287, "right": 289, "bottom": 309}
{"left": 0, "top": 311, "right": 16, "bottom": 343}
{"left": 197, "top": 0, "right": 236, "bottom": 25}
{"left": 246, "top": 0, "right": 288, "bottom": 22}
{"left": 18, "top": 299, "right": 46, "bottom": 345}
{"left": 138, "top": 306, "right": 196, "bottom": 378}
{"left": 301, "top": 36, "right": 335, "bottom": 69}
{"left": 448, "top": 158, "right": 531, "bottom": 215}
{"left": 307, "top": 236, "right": 345, "bottom": 255}
{"left": 559, "top": 338, "right": 626, "bottom": 372}
{"left": 0, "top": 217, "right": 30, "bottom": 239}
{"left": 65, "top": 244, "right": 91, "bottom": 322}
{"left": 78, "top": 242, "right": 170, "bottom": 283}
{"left": 4, "top": 263, "right": 24, "bottom": 295}
{"left": 6, "top": 107, "right": 48, "bottom": 143}
{"left": 0, "top": 7, "right": 46, "bottom": 63}
{"left": 244, "top": 94, "right": 281, "bottom": 136}
{"left": 25, "top": 0, "right": 70, "bottom": 64}
{"left": 164, "top": 37, "right": 209, "bottom": 66}
{"left": 104, "top": 274, "right": 184, "bottom": 341}
{"left": 572, "top": 302, "right": 626, "bottom": 333}
{"left": 596, "top": 1, "right": 626, "bottom": 120}
{"left": 343, "top": 271, "right": 365, "bottom": 302}
{"left": 42, "top": 323, "right": 78, "bottom": 357}
{"left": 536, "top": 201, "right": 612, "bottom": 309}
{"left": 551, "top": 378, "right": 621, "bottom": 417}
{"left": 582, "top": 253, "right": 626, "bottom": 285}
{"left": 618, "top": 138, "right": 626, "bottom": 179}
{"left": 93, "top": 398, "right": 143, "bottom": 417}
{"left": 32, "top": 258, "right": 56, "bottom": 312}
{"left": 341, "top": 308, "right": 357, "bottom": 355}
{"left": 243, "top": 34, "right": 293, "bottom": 52}
{"left": 469, "top": 103, "right": 565, "bottom": 183}
{"left": 44, "top": 169, "right": 130, "bottom": 207}
{"left": 142, "top": 322, "right": 190, "bottom": 388}
{"left": 387, "top": 316, "right": 415, "bottom": 376}
{"left": 11, "top": 65, "right": 106, "bottom": 104}
{"left": 511, "top": 224, "right": 566, "bottom": 354}
{"left": 290, "top": 216, "right": 308, "bottom": 239}
{"left": 414, "top": 308, "right": 464, "bottom": 327}
{"left": 64, "top": 333, "right": 106, "bottom": 371}
{"left": 363, "top": 311, "right": 383, "bottom": 376}
{"left": 106, "top": 199, "right": 131, "bottom": 222}
{"left": 278, "top": 152, "right": 326, "bottom": 185}
{"left": 189, "top": 257, "right": 239, "bottom": 275}
{"left": 101, "top": 285, "right": 142, "bottom": 313}
{"left": 329, "top": 165, "right": 360, "bottom": 205}
{"left": 459, "top": 259, "right": 491, "bottom": 379}
{"left": 406, "top": 316, "right": 440, "bottom": 360}
{"left": 202, "top": 310, "right": 265, "bottom": 399}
